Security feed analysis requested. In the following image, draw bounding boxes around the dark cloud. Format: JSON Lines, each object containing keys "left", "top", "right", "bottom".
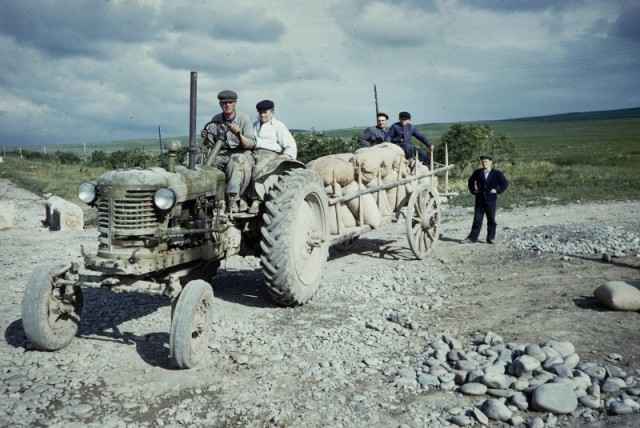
{"left": 614, "top": 3, "right": 640, "bottom": 43}
{"left": 456, "top": 0, "right": 575, "bottom": 13}
{"left": 0, "top": 1, "right": 161, "bottom": 58}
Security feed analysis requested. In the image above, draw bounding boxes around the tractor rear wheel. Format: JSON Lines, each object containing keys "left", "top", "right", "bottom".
{"left": 260, "top": 169, "right": 329, "bottom": 306}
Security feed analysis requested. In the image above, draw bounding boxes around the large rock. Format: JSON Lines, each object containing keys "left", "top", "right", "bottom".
{"left": 45, "top": 196, "right": 84, "bottom": 231}
{"left": 0, "top": 201, "right": 16, "bottom": 229}
{"left": 531, "top": 383, "right": 578, "bottom": 414}
{"left": 593, "top": 280, "right": 640, "bottom": 311}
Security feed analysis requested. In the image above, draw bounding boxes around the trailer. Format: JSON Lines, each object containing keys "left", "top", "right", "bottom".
{"left": 326, "top": 154, "right": 455, "bottom": 259}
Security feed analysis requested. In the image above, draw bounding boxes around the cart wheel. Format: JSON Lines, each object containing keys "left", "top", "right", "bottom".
{"left": 170, "top": 280, "right": 214, "bottom": 369}
{"left": 22, "top": 264, "right": 83, "bottom": 351}
{"left": 405, "top": 184, "right": 440, "bottom": 259}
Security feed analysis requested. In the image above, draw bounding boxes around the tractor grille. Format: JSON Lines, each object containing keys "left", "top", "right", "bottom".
{"left": 97, "top": 189, "right": 160, "bottom": 235}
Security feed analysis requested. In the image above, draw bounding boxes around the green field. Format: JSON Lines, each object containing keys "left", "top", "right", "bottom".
{"left": 1, "top": 109, "right": 639, "bottom": 211}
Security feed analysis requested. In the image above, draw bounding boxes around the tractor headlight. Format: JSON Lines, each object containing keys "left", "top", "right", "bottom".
{"left": 154, "top": 187, "right": 177, "bottom": 210}
{"left": 78, "top": 181, "right": 97, "bottom": 204}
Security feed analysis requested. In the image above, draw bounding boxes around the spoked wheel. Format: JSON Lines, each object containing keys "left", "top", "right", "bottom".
{"left": 170, "top": 280, "right": 214, "bottom": 369}
{"left": 22, "top": 264, "right": 83, "bottom": 351}
{"left": 260, "top": 169, "right": 329, "bottom": 306}
{"left": 405, "top": 184, "right": 440, "bottom": 260}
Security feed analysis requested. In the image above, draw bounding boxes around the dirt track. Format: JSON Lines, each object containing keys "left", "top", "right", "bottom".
{"left": 1, "top": 178, "right": 639, "bottom": 427}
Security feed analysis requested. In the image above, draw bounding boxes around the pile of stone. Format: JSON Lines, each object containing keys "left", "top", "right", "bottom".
{"left": 392, "top": 331, "right": 639, "bottom": 426}
{"left": 505, "top": 224, "right": 640, "bottom": 256}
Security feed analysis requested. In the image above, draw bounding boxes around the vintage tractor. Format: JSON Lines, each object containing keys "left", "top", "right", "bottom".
{"left": 21, "top": 74, "right": 452, "bottom": 370}
{"left": 21, "top": 74, "right": 330, "bottom": 369}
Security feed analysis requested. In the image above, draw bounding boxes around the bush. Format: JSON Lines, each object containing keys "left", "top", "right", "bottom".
{"left": 106, "top": 148, "right": 160, "bottom": 169}
{"left": 437, "top": 124, "right": 517, "bottom": 176}
{"left": 3, "top": 149, "right": 81, "bottom": 165}
{"left": 295, "top": 131, "right": 359, "bottom": 164}
{"left": 52, "top": 151, "right": 81, "bottom": 165}
{"left": 86, "top": 150, "right": 109, "bottom": 167}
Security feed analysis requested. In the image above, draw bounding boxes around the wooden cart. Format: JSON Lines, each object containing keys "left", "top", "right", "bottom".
{"left": 325, "top": 150, "right": 456, "bottom": 260}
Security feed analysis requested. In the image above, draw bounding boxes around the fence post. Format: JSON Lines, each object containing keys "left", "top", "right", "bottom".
{"left": 445, "top": 143, "right": 449, "bottom": 194}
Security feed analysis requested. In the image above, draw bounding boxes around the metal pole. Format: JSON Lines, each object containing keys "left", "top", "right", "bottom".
{"left": 158, "top": 126, "right": 163, "bottom": 154}
{"left": 374, "top": 84, "right": 379, "bottom": 116}
{"left": 188, "top": 71, "right": 197, "bottom": 170}
{"left": 445, "top": 143, "right": 449, "bottom": 194}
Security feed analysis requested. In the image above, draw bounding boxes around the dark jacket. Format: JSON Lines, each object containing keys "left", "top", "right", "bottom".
{"left": 468, "top": 168, "right": 509, "bottom": 204}
{"left": 385, "top": 122, "right": 432, "bottom": 158}
{"left": 358, "top": 126, "right": 387, "bottom": 147}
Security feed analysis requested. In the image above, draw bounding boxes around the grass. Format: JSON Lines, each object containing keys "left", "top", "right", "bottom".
{"left": 0, "top": 157, "right": 109, "bottom": 209}
{"left": 1, "top": 114, "right": 639, "bottom": 211}
{"left": 445, "top": 117, "right": 640, "bottom": 208}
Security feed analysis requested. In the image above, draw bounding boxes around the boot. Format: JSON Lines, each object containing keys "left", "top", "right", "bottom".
{"left": 248, "top": 200, "right": 260, "bottom": 214}
{"left": 228, "top": 194, "right": 239, "bottom": 213}
{"left": 238, "top": 198, "right": 249, "bottom": 212}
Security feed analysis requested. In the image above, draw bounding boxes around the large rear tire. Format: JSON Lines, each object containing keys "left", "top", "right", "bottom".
{"left": 170, "top": 280, "right": 214, "bottom": 369}
{"left": 260, "top": 169, "right": 329, "bottom": 306}
{"left": 406, "top": 184, "right": 440, "bottom": 259}
{"left": 22, "top": 264, "right": 83, "bottom": 351}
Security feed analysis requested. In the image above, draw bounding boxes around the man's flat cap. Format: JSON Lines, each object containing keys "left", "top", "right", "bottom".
{"left": 256, "top": 99, "right": 274, "bottom": 110}
{"left": 377, "top": 112, "right": 389, "bottom": 119}
{"left": 217, "top": 90, "right": 238, "bottom": 101}
{"left": 479, "top": 155, "right": 493, "bottom": 161}
{"left": 399, "top": 111, "right": 411, "bottom": 120}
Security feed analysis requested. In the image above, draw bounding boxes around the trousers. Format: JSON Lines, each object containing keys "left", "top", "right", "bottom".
{"left": 468, "top": 200, "right": 497, "bottom": 241}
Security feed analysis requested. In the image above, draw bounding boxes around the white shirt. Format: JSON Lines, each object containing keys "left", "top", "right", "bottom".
{"left": 253, "top": 118, "right": 297, "bottom": 159}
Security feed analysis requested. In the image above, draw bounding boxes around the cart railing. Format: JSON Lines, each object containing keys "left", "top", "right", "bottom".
{"left": 326, "top": 143, "right": 455, "bottom": 246}
{"left": 327, "top": 163, "right": 455, "bottom": 206}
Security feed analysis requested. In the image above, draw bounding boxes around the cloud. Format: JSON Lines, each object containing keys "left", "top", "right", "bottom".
{"left": 334, "top": 1, "right": 438, "bottom": 47}
{"left": 614, "top": 2, "right": 640, "bottom": 43}
{"left": 164, "top": 4, "right": 286, "bottom": 43}
{"left": 0, "top": 0, "right": 638, "bottom": 148}
{"left": 0, "top": 1, "right": 162, "bottom": 58}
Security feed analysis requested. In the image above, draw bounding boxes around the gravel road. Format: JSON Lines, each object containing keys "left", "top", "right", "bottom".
{"left": 1, "top": 178, "right": 639, "bottom": 427}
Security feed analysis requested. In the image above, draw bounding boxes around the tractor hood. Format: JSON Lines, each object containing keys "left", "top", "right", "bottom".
{"left": 96, "top": 164, "right": 225, "bottom": 203}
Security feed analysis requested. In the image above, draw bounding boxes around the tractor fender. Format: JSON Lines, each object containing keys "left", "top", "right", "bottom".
{"left": 253, "top": 159, "right": 306, "bottom": 201}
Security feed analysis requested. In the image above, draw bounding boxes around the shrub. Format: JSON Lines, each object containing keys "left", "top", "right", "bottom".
{"left": 52, "top": 151, "right": 81, "bottom": 165}
{"left": 437, "top": 124, "right": 517, "bottom": 176}
{"left": 86, "top": 150, "right": 109, "bottom": 167}
{"left": 295, "top": 131, "right": 359, "bottom": 164}
{"left": 107, "top": 148, "right": 160, "bottom": 169}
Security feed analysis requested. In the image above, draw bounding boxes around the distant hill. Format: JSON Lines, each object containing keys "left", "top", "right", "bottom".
{"left": 499, "top": 107, "right": 640, "bottom": 123}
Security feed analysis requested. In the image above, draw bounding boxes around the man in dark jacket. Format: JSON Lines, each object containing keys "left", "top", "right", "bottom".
{"left": 462, "top": 155, "right": 509, "bottom": 244}
{"left": 385, "top": 111, "right": 433, "bottom": 165}
{"left": 358, "top": 112, "right": 389, "bottom": 147}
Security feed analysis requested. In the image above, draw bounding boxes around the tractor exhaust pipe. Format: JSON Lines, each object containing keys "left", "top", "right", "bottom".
{"left": 188, "top": 71, "right": 197, "bottom": 170}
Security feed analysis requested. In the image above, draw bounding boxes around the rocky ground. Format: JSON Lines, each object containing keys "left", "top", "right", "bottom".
{"left": 1, "top": 178, "right": 639, "bottom": 428}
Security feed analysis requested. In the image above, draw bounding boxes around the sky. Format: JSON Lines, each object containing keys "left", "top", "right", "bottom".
{"left": 1, "top": 0, "right": 639, "bottom": 147}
